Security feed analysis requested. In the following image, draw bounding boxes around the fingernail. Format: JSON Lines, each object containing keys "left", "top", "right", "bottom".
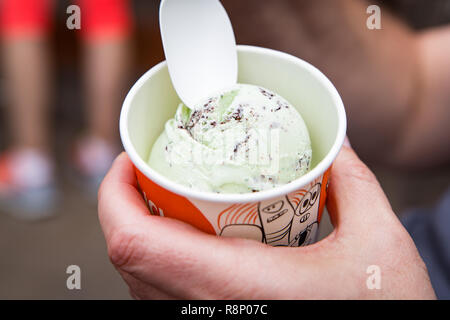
{"left": 343, "top": 136, "right": 352, "bottom": 148}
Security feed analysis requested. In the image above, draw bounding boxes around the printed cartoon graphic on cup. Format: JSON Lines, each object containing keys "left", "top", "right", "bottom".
{"left": 120, "top": 46, "right": 346, "bottom": 247}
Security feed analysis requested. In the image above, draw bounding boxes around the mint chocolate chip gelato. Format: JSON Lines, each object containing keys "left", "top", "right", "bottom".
{"left": 148, "top": 84, "right": 312, "bottom": 193}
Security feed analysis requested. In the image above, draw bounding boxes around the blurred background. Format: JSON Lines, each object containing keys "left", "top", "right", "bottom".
{"left": 0, "top": 0, "right": 449, "bottom": 299}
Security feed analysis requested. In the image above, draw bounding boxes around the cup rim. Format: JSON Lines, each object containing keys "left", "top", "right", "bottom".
{"left": 120, "top": 45, "right": 347, "bottom": 203}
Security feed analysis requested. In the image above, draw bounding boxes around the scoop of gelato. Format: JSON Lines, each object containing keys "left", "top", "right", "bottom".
{"left": 148, "top": 84, "right": 312, "bottom": 193}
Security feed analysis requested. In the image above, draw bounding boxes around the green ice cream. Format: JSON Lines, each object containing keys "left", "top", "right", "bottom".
{"left": 148, "top": 84, "right": 312, "bottom": 193}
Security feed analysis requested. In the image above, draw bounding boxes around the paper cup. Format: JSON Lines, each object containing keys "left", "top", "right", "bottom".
{"left": 120, "top": 45, "right": 346, "bottom": 247}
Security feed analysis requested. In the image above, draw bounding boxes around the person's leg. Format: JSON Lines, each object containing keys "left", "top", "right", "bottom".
{"left": 74, "top": 0, "right": 133, "bottom": 189}
{"left": 0, "top": 0, "right": 56, "bottom": 219}
{"left": 0, "top": 0, "right": 53, "bottom": 152}
{"left": 83, "top": 39, "right": 131, "bottom": 146}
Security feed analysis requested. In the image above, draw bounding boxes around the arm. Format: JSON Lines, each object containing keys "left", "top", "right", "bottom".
{"left": 397, "top": 26, "right": 450, "bottom": 167}
{"left": 295, "top": 0, "right": 450, "bottom": 167}
{"left": 299, "top": 0, "right": 450, "bottom": 167}
{"left": 227, "top": 0, "right": 450, "bottom": 167}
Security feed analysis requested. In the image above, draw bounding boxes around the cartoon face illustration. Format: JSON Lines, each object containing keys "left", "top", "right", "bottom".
{"left": 289, "top": 183, "right": 321, "bottom": 245}
{"left": 258, "top": 196, "right": 296, "bottom": 246}
{"left": 212, "top": 180, "right": 322, "bottom": 247}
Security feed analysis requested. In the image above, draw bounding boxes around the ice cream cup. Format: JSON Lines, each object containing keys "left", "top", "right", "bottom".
{"left": 120, "top": 45, "right": 346, "bottom": 247}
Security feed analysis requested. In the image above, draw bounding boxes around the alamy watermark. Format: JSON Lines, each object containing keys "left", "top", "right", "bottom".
{"left": 66, "top": 4, "right": 382, "bottom": 31}
{"left": 366, "top": 5, "right": 382, "bottom": 30}
{"left": 164, "top": 127, "right": 311, "bottom": 176}
{"left": 366, "top": 265, "right": 381, "bottom": 290}
{"left": 66, "top": 265, "right": 81, "bottom": 290}
{"left": 66, "top": 5, "right": 81, "bottom": 30}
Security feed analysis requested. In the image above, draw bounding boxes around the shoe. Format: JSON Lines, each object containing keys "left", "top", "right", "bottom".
{"left": 0, "top": 149, "right": 58, "bottom": 221}
{"left": 71, "top": 136, "right": 119, "bottom": 197}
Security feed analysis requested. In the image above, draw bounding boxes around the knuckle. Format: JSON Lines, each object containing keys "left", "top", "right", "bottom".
{"left": 107, "top": 227, "right": 145, "bottom": 269}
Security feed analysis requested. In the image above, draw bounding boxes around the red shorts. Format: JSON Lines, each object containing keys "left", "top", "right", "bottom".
{"left": 0, "top": 0, "right": 133, "bottom": 40}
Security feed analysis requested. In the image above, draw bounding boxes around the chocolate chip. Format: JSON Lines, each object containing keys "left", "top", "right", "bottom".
{"left": 260, "top": 88, "right": 274, "bottom": 99}
{"left": 231, "top": 105, "right": 243, "bottom": 121}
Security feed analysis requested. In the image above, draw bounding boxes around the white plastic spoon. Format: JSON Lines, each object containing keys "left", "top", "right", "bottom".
{"left": 160, "top": 0, "right": 238, "bottom": 110}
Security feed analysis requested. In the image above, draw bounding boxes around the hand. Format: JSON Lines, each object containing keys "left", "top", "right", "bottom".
{"left": 98, "top": 147, "right": 436, "bottom": 299}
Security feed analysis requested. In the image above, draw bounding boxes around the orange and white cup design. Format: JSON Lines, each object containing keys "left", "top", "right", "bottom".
{"left": 120, "top": 46, "right": 346, "bottom": 247}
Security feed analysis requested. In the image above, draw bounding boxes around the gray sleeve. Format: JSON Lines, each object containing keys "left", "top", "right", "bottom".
{"left": 401, "top": 189, "right": 450, "bottom": 299}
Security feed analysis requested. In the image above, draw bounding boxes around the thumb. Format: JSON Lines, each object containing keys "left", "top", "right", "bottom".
{"left": 326, "top": 141, "right": 395, "bottom": 235}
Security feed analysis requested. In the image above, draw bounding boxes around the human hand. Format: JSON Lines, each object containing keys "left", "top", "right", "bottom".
{"left": 98, "top": 147, "right": 436, "bottom": 299}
